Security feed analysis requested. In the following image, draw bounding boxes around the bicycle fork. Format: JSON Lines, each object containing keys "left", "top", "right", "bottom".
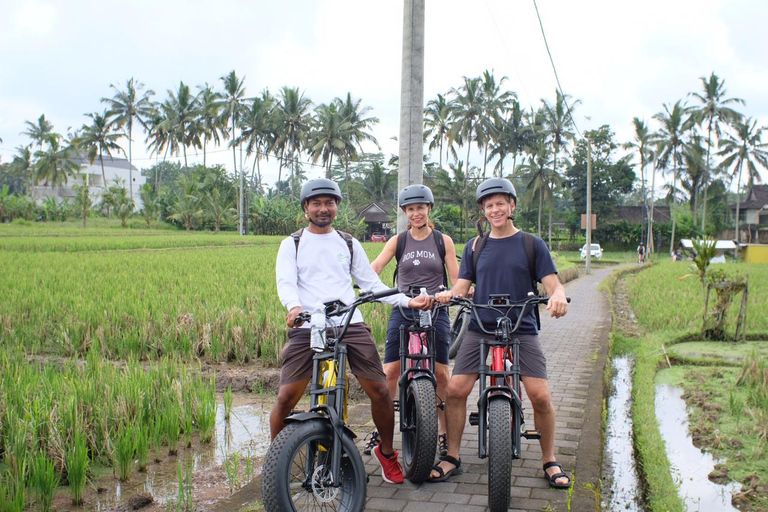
{"left": 397, "top": 325, "right": 437, "bottom": 431}
{"left": 307, "top": 345, "right": 349, "bottom": 487}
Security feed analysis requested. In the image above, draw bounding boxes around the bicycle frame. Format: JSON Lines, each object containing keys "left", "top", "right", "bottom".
{"left": 284, "top": 288, "right": 400, "bottom": 489}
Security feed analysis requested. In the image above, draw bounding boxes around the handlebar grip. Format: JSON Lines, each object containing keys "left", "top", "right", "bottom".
{"left": 369, "top": 287, "right": 401, "bottom": 300}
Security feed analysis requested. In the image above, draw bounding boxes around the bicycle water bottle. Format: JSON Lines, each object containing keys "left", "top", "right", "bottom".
{"left": 310, "top": 305, "right": 326, "bottom": 353}
{"left": 418, "top": 287, "right": 432, "bottom": 328}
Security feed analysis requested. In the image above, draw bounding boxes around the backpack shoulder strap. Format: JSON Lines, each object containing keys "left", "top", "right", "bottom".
{"left": 335, "top": 230, "right": 355, "bottom": 273}
{"left": 432, "top": 229, "right": 448, "bottom": 286}
{"left": 471, "top": 233, "right": 490, "bottom": 278}
{"left": 291, "top": 228, "right": 304, "bottom": 254}
{"left": 520, "top": 231, "right": 542, "bottom": 330}
{"left": 521, "top": 231, "right": 538, "bottom": 289}
{"left": 393, "top": 231, "right": 408, "bottom": 286}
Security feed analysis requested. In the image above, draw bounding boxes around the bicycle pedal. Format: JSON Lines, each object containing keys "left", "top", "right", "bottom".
{"left": 393, "top": 400, "right": 400, "bottom": 412}
{"left": 522, "top": 429, "right": 541, "bottom": 440}
{"left": 468, "top": 412, "right": 479, "bottom": 426}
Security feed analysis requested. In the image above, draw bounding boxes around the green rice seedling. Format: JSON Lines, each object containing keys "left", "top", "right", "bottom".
{"left": 115, "top": 423, "right": 137, "bottom": 481}
{"left": 223, "top": 385, "right": 233, "bottom": 421}
{"left": 244, "top": 449, "right": 253, "bottom": 483}
{"left": 729, "top": 391, "right": 745, "bottom": 425}
{"left": 31, "top": 452, "right": 59, "bottom": 512}
{"left": 196, "top": 381, "right": 217, "bottom": 444}
{"left": 164, "top": 410, "right": 181, "bottom": 455}
{"left": 0, "top": 467, "right": 25, "bottom": 512}
{"left": 224, "top": 452, "right": 241, "bottom": 493}
{"left": 173, "top": 459, "right": 194, "bottom": 511}
{"left": 136, "top": 426, "right": 150, "bottom": 472}
{"left": 65, "top": 429, "right": 88, "bottom": 505}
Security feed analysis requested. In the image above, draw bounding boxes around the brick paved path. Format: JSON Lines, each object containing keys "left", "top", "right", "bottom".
{"left": 360, "top": 267, "right": 613, "bottom": 512}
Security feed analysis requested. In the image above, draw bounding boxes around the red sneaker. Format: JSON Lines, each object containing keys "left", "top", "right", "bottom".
{"left": 372, "top": 444, "right": 404, "bottom": 484}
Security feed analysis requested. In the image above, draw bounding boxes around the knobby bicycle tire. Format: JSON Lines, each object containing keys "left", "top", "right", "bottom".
{"left": 487, "top": 397, "right": 512, "bottom": 512}
{"left": 262, "top": 420, "right": 366, "bottom": 512}
{"left": 448, "top": 309, "right": 470, "bottom": 360}
{"left": 401, "top": 378, "right": 438, "bottom": 482}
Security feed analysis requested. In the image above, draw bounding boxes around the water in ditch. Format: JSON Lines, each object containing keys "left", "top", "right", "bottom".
{"left": 655, "top": 383, "right": 741, "bottom": 512}
{"left": 602, "top": 355, "right": 642, "bottom": 511}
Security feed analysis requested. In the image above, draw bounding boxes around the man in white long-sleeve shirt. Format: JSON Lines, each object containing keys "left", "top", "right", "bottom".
{"left": 272, "top": 178, "right": 431, "bottom": 485}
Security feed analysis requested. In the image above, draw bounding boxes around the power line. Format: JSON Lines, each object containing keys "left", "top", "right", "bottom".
{"left": 532, "top": 0, "right": 583, "bottom": 139}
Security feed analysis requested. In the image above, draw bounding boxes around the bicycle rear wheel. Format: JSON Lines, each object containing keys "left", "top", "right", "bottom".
{"left": 262, "top": 420, "right": 366, "bottom": 512}
{"left": 487, "top": 397, "right": 512, "bottom": 512}
{"left": 401, "top": 378, "right": 438, "bottom": 482}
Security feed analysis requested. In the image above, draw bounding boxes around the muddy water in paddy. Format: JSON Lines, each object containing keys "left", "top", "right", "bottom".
{"left": 655, "top": 383, "right": 740, "bottom": 512}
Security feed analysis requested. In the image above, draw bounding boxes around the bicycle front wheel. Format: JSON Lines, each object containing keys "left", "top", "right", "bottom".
{"left": 487, "top": 397, "right": 512, "bottom": 512}
{"left": 262, "top": 420, "right": 367, "bottom": 512}
{"left": 401, "top": 378, "right": 438, "bottom": 482}
{"left": 448, "top": 309, "right": 470, "bottom": 360}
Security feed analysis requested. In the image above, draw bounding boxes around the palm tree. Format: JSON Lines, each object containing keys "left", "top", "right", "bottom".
{"left": 540, "top": 91, "right": 579, "bottom": 247}
{"left": 218, "top": 71, "right": 250, "bottom": 233}
{"left": 11, "top": 146, "right": 33, "bottom": 193}
{"left": 101, "top": 78, "right": 155, "bottom": 201}
{"left": 274, "top": 86, "right": 312, "bottom": 196}
{"left": 168, "top": 193, "right": 202, "bottom": 231}
{"left": 424, "top": 93, "right": 455, "bottom": 171}
{"left": 336, "top": 93, "right": 380, "bottom": 194}
{"left": 478, "top": 70, "right": 515, "bottom": 178}
{"left": 449, "top": 77, "right": 484, "bottom": 179}
{"left": 73, "top": 176, "right": 93, "bottom": 228}
{"left": 518, "top": 139, "right": 552, "bottom": 236}
{"left": 160, "top": 82, "right": 199, "bottom": 169}
{"left": 718, "top": 117, "right": 768, "bottom": 243}
{"left": 488, "top": 100, "right": 531, "bottom": 177}
{"left": 138, "top": 183, "right": 160, "bottom": 228}
{"left": 21, "top": 114, "right": 54, "bottom": 149}
{"left": 653, "top": 100, "right": 692, "bottom": 253}
{"left": 361, "top": 161, "right": 397, "bottom": 202}
{"left": 310, "top": 101, "right": 351, "bottom": 178}
{"left": 236, "top": 90, "right": 276, "bottom": 195}
{"left": 75, "top": 111, "right": 124, "bottom": 188}
{"left": 690, "top": 72, "right": 744, "bottom": 231}
{"left": 204, "top": 187, "right": 236, "bottom": 234}
{"left": 34, "top": 135, "right": 80, "bottom": 194}
{"left": 624, "top": 118, "right": 653, "bottom": 252}
{"left": 196, "top": 84, "right": 225, "bottom": 167}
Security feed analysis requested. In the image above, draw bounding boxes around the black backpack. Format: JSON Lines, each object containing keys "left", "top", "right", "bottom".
{"left": 471, "top": 230, "right": 542, "bottom": 329}
{"left": 292, "top": 228, "right": 354, "bottom": 274}
{"left": 393, "top": 229, "right": 448, "bottom": 287}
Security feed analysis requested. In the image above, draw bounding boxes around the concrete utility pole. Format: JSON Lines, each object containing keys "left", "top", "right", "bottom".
{"left": 585, "top": 143, "right": 592, "bottom": 275}
{"left": 397, "top": 0, "right": 425, "bottom": 233}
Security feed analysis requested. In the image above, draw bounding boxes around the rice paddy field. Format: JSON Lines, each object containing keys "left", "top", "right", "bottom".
{"left": 0, "top": 224, "right": 396, "bottom": 510}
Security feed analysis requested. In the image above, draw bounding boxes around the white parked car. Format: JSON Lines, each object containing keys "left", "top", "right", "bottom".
{"left": 580, "top": 243, "right": 603, "bottom": 259}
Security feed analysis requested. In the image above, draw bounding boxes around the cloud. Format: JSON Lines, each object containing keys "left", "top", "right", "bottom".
{"left": 12, "top": 1, "right": 56, "bottom": 35}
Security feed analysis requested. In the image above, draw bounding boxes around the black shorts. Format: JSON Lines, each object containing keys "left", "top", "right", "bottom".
{"left": 383, "top": 306, "right": 450, "bottom": 365}
{"left": 279, "top": 323, "right": 385, "bottom": 385}
{"left": 451, "top": 329, "right": 548, "bottom": 380}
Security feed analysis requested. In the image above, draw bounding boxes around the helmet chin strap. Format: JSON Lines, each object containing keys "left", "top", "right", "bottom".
{"left": 415, "top": 223, "right": 428, "bottom": 230}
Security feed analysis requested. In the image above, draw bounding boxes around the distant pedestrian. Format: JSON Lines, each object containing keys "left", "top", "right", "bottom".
{"left": 637, "top": 244, "right": 645, "bottom": 264}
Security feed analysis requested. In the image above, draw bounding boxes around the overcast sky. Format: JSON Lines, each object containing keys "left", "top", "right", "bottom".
{"left": 2, "top": 0, "right": 767, "bottom": 189}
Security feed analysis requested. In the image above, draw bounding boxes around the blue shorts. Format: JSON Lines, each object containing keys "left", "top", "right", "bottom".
{"left": 384, "top": 306, "right": 450, "bottom": 365}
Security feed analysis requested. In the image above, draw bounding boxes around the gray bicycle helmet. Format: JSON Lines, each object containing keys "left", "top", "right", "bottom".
{"left": 476, "top": 177, "right": 517, "bottom": 205}
{"left": 300, "top": 178, "right": 342, "bottom": 205}
{"left": 398, "top": 184, "right": 434, "bottom": 208}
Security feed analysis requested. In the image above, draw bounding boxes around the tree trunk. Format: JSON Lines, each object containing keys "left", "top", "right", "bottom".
{"left": 701, "top": 125, "right": 713, "bottom": 233}
{"left": 734, "top": 160, "right": 743, "bottom": 243}
{"left": 128, "top": 124, "right": 133, "bottom": 202}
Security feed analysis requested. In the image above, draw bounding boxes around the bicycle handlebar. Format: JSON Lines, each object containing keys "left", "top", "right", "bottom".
{"left": 447, "top": 294, "right": 570, "bottom": 336}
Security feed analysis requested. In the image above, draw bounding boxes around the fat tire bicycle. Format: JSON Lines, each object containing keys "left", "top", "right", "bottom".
{"left": 394, "top": 288, "right": 447, "bottom": 482}
{"left": 262, "top": 287, "right": 400, "bottom": 512}
{"left": 447, "top": 293, "right": 569, "bottom": 512}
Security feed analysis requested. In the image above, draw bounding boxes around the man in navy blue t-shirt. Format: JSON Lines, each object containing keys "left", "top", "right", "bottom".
{"left": 431, "top": 178, "right": 571, "bottom": 489}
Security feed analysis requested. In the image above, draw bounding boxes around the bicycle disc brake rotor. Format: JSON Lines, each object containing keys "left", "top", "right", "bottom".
{"left": 310, "top": 465, "right": 340, "bottom": 502}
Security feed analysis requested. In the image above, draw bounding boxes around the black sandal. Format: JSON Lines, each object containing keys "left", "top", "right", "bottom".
{"left": 428, "top": 455, "right": 462, "bottom": 482}
{"left": 543, "top": 461, "right": 571, "bottom": 489}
